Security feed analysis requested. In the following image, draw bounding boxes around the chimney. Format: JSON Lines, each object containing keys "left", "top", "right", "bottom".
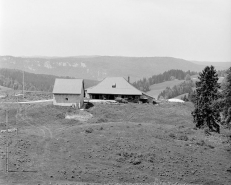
{"left": 128, "top": 76, "right": 130, "bottom": 83}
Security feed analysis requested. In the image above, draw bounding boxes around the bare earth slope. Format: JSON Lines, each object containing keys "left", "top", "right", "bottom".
{"left": 0, "top": 102, "right": 230, "bottom": 185}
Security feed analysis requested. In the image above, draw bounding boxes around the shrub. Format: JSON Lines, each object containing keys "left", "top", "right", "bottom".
{"left": 225, "top": 107, "right": 231, "bottom": 125}
{"left": 97, "top": 118, "right": 108, "bottom": 123}
{"left": 169, "top": 133, "right": 176, "bottom": 139}
{"left": 196, "top": 140, "right": 206, "bottom": 146}
{"left": 85, "top": 127, "right": 93, "bottom": 133}
{"left": 204, "top": 128, "right": 211, "bottom": 136}
{"left": 178, "top": 135, "right": 189, "bottom": 141}
{"left": 56, "top": 113, "right": 65, "bottom": 119}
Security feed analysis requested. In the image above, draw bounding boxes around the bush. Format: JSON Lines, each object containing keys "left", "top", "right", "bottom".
{"left": 225, "top": 107, "right": 231, "bottom": 125}
{"left": 85, "top": 127, "right": 93, "bottom": 133}
{"left": 196, "top": 140, "right": 206, "bottom": 146}
{"left": 178, "top": 135, "right": 189, "bottom": 141}
{"left": 96, "top": 118, "right": 108, "bottom": 123}
{"left": 129, "top": 158, "right": 141, "bottom": 165}
{"left": 204, "top": 128, "right": 211, "bottom": 136}
{"left": 169, "top": 133, "right": 176, "bottom": 139}
{"left": 56, "top": 113, "right": 65, "bottom": 119}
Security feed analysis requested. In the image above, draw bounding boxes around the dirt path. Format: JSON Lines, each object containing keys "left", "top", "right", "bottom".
{"left": 2, "top": 99, "right": 53, "bottom": 104}
{"left": 16, "top": 105, "right": 51, "bottom": 139}
{"left": 41, "top": 126, "right": 52, "bottom": 138}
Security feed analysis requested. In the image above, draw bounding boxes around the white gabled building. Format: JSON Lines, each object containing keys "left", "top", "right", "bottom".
{"left": 53, "top": 79, "right": 84, "bottom": 108}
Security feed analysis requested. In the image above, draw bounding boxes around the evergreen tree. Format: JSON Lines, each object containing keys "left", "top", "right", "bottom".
{"left": 192, "top": 66, "right": 220, "bottom": 133}
{"left": 185, "top": 74, "right": 191, "bottom": 81}
{"left": 222, "top": 67, "right": 231, "bottom": 117}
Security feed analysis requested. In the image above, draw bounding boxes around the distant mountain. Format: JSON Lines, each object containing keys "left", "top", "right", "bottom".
{"left": 191, "top": 61, "right": 231, "bottom": 69}
{"left": 0, "top": 56, "right": 216, "bottom": 82}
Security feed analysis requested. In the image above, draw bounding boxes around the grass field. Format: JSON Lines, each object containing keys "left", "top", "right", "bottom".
{"left": 0, "top": 90, "right": 53, "bottom": 103}
{"left": 146, "top": 75, "right": 224, "bottom": 100}
{"left": 146, "top": 79, "right": 184, "bottom": 99}
{"left": 0, "top": 101, "right": 230, "bottom": 185}
{"left": 0, "top": 86, "right": 12, "bottom": 91}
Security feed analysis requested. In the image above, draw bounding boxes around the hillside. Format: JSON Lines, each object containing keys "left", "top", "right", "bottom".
{"left": 132, "top": 69, "right": 197, "bottom": 92}
{"left": 0, "top": 56, "right": 210, "bottom": 81}
{"left": 191, "top": 61, "right": 231, "bottom": 69}
{"left": 0, "top": 102, "right": 230, "bottom": 185}
{"left": 146, "top": 79, "right": 184, "bottom": 99}
{"left": 147, "top": 76, "right": 225, "bottom": 99}
{"left": 0, "top": 85, "right": 12, "bottom": 91}
{"left": 173, "top": 93, "right": 189, "bottom": 100}
{"left": 0, "top": 68, "right": 99, "bottom": 92}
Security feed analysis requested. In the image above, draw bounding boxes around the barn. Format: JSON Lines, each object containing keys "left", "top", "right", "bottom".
{"left": 52, "top": 79, "right": 84, "bottom": 108}
{"left": 86, "top": 77, "right": 142, "bottom": 100}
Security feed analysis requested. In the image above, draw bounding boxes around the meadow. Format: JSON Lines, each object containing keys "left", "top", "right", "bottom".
{"left": 0, "top": 101, "right": 230, "bottom": 185}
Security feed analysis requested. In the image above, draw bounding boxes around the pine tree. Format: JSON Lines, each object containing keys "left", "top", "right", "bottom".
{"left": 222, "top": 67, "right": 231, "bottom": 117}
{"left": 185, "top": 74, "right": 191, "bottom": 81}
{"left": 192, "top": 66, "right": 220, "bottom": 133}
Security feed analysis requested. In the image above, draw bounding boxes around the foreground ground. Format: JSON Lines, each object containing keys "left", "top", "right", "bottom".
{"left": 0, "top": 101, "right": 230, "bottom": 185}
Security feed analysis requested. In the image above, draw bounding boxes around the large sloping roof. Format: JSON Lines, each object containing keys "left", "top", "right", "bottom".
{"left": 87, "top": 77, "right": 142, "bottom": 95}
{"left": 53, "top": 79, "right": 83, "bottom": 94}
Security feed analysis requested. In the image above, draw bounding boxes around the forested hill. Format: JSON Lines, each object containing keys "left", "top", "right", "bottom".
{"left": 0, "top": 56, "right": 210, "bottom": 81}
{"left": 0, "top": 68, "right": 98, "bottom": 92}
{"left": 158, "top": 80, "right": 195, "bottom": 100}
{"left": 132, "top": 69, "right": 197, "bottom": 92}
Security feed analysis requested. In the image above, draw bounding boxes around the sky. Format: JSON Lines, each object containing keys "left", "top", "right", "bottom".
{"left": 0, "top": 0, "right": 231, "bottom": 61}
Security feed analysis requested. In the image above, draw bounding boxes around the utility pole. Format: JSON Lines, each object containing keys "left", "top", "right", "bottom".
{"left": 5, "top": 110, "right": 8, "bottom": 173}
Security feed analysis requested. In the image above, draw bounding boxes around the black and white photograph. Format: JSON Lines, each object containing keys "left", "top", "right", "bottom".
{"left": 0, "top": 0, "right": 231, "bottom": 184}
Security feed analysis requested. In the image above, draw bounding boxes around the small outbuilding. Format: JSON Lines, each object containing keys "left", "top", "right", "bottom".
{"left": 53, "top": 79, "right": 84, "bottom": 108}
{"left": 140, "top": 92, "right": 155, "bottom": 104}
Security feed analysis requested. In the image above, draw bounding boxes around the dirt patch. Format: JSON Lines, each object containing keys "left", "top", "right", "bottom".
{"left": 66, "top": 111, "right": 93, "bottom": 122}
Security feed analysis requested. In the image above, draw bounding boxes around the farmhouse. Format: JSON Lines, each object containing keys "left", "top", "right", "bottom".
{"left": 53, "top": 79, "right": 84, "bottom": 108}
{"left": 86, "top": 77, "right": 143, "bottom": 101}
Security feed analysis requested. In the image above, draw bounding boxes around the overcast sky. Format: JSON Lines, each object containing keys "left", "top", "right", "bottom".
{"left": 0, "top": 0, "right": 231, "bottom": 61}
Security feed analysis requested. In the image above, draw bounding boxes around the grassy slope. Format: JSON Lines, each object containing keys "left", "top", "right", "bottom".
{"left": 0, "top": 85, "right": 12, "bottom": 91}
{"left": 0, "top": 68, "right": 99, "bottom": 92}
{"left": 84, "top": 79, "right": 99, "bottom": 89}
{"left": 146, "top": 76, "right": 224, "bottom": 99}
{"left": 0, "top": 102, "right": 230, "bottom": 185}
{"left": 173, "top": 93, "right": 189, "bottom": 100}
{"left": 146, "top": 79, "right": 184, "bottom": 99}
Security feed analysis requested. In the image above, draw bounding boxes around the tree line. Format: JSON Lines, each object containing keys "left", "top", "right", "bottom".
{"left": 158, "top": 79, "right": 195, "bottom": 100}
{"left": 132, "top": 69, "right": 197, "bottom": 92}
{"left": 0, "top": 68, "right": 73, "bottom": 92}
